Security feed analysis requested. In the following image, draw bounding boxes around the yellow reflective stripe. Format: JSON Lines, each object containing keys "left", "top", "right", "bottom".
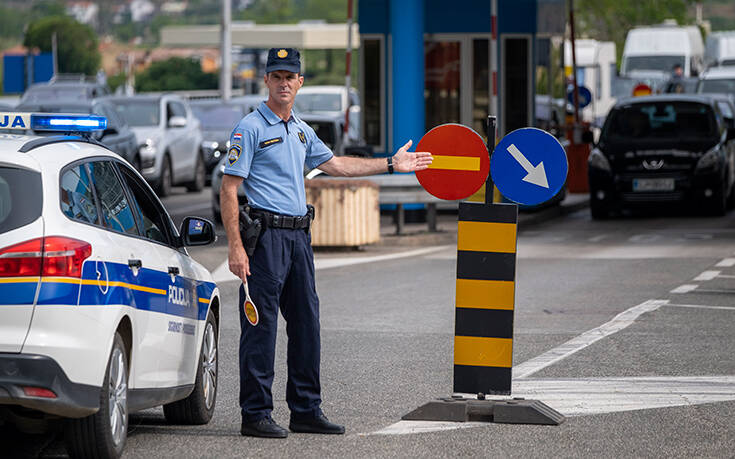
{"left": 198, "top": 297, "right": 210, "bottom": 304}
{"left": 427, "top": 155, "right": 481, "bottom": 171}
{"left": 0, "top": 277, "right": 40, "bottom": 283}
{"left": 456, "top": 279, "right": 514, "bottom": 310}
{"left": 454, "top": 336, "right": 513, "bottom": 368}
{"left": 457, "top": 221, "right": 516, "bottom": 253}
{"left": 78, "top": 279, "right": 167, "bottom": 295}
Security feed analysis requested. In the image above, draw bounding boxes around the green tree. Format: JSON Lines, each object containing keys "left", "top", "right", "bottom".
{"left": 575, "top": 0, "right": 697, "bottom": 64}
{"left": 24, "top": 16, "right": 101, "bottom": 75}
{"left": 135, "top": 57, "right": 218, "bottom": 91}
{"left": 30, "top": 0, "right": 66, "bottom": 20}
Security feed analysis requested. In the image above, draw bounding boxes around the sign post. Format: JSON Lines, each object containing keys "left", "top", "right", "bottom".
{"left": 403, "top": 123, "right": 565, "bottom": 426}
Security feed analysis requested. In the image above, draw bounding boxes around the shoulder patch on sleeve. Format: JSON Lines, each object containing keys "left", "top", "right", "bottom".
{"left": 227, "top": 144, "right": 242, "bottom": 165}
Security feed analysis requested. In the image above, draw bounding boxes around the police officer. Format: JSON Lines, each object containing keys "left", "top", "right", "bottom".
{"left": 221, "top": 48, "right": 432, "bottom": 438}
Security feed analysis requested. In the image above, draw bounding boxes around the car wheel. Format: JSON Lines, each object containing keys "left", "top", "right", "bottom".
{"left": 157, "top": 155, "right": 172, "bottom": 197}
{"left": 65, "top": 333, "right": 128, "bottom": 459}
{"left": 186, "top": 154, "right": 206, "bottom": 192}
{"left": 163, "top": 313, "right": 217, "bottom": 424}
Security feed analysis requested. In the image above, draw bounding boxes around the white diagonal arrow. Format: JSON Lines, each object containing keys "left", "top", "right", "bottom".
{"left": 506, "top": 143, "right": 549, "bottom": 188}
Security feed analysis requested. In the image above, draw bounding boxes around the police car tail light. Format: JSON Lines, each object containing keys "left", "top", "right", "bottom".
{"left": 42, "top": 237, "right": 92, "bottom": 278}
{"left": 0, "top": 237, "right": 91, "bottom": 278}
{"left": 0, "top": 238, "right": 44, "bottom": 277}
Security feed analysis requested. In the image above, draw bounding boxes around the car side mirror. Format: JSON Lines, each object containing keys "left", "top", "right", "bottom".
{"left": 168, "top": 116, "right": 187, "bottom": 128}
{"left": 581, "top": 130, "right": 595, "bottom": 144}
{"left": 179, "top": 216, "right": 216, "bottom": 246}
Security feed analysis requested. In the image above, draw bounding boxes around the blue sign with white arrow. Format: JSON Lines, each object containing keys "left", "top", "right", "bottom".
{"left": 490, "top": 127, "right": 568, "bottom": 206}
{"left": 567, "top": 85, "right": 592, "bottom": 109}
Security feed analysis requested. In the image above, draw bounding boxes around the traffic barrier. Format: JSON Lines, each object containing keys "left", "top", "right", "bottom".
{"left": 454, "top": 202, "right": 517, "bottom": 395}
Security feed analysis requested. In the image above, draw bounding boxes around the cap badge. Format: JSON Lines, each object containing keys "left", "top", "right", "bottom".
{"left": 277, "top": 49, "right": 288, "bottom": 58}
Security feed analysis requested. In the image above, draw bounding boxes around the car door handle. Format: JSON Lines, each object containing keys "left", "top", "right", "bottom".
{"left": 128, "top": 259, "right": 142, "bottom": 269}
{"left": 168, "top": 266, "right": 180, "bottom": 276}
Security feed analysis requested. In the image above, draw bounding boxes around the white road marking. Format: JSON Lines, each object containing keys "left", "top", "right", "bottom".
{"left": 716, "top": 274, "right": 735, "bottom": 279}
{"left": 666, "top": 303, "right": 735, "bottom": 311}
{"left": 370, "top": 421, "right": 488, "bottom": 436}
{"left": 587, "top": 234, "right": 609, "bottom": 243}
{"left": 513, "top": 376, "right": 735, "bottom": 417}
{"left": 211, "top": 245, "right": 452, "bottom": 283}
{"left": 693, "top": 270, "right": 720, "bottom": 281}
{"left": 716, "top": 258, "right": 735, "bottom": 267}
{"left": 670, "top": 284, "right": 698, "bottom": 294}
{"left": 513, "top": 299, "right": 668, "bottom": 379}
{"left": 372, "top": 376, "right": 735, "bottom": 434}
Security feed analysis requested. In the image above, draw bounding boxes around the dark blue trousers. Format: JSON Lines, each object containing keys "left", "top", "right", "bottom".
{"left": 238, "top": 226, "right": 322, "bottom": 422}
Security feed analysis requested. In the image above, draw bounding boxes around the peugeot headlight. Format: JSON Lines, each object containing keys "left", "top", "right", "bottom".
{"left": 588, "top": 148, "right": 611, "bottom": 172}
{"left": 695, "top": 147, "right": 720, "bottom": 172}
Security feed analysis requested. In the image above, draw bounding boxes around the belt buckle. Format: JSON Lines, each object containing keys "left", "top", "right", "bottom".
{"left": 272, "top": 214, "right": 280, "bottom": 227}
{"left": 282, "top": 215, "right": 294, "bottom": 228}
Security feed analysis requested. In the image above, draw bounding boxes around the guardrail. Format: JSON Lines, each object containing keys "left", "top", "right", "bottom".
{"left": 313, "top": 174, "right": 458, "bottom": 234}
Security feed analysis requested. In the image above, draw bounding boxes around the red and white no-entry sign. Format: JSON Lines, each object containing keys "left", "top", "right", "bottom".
{"left": 415, "top": 124, "right": 490, "bottom": 201}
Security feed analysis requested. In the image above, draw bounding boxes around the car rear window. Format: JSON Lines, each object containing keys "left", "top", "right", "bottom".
{"left": 0, "top": 166, "right": 42, "bottom": 233}
{"left": 603, "top": 101, "right": 717, "bottom": 141}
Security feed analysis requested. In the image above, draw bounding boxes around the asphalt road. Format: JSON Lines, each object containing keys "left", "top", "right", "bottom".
{"left": 6, "top": 186, "right": 735, "bottom": 457}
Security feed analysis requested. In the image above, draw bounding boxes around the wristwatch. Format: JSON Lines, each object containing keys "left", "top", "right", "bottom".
{"left": 387, "top": 156, "right": 394, "bottom": 174}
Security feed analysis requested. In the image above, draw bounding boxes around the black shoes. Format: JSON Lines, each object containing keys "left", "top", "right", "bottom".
{"left": 289, "top": 414, "right": 345, "bottom": 435}
{"left": 241, "top": 417, "right": 288, "bottom": 438}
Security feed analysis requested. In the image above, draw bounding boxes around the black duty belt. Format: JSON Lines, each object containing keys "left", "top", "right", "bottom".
{"left": 250, "top": 209, "right": 312, "bottom": 230}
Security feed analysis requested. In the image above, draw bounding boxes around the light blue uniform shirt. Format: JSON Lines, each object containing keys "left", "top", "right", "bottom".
{"left": 224, "top": 101, "right": 333, "bottom": 216}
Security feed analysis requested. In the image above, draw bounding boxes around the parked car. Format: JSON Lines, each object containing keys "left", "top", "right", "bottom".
{"left": 705, "top": 31, "right": 735, "bottom": 68}
{"left": 0, "top": 112, "right": 220, "bottom": 458}
{"left": 21, "top": 76, "right": 110, "bottom": 104}
{"left": 107, "top": 94, "right": 205, "bottom": 196}
{"left": 696, "top": 66, "right": 735, "bottom": 96}
{"left": 294, "top": 85, "right": 361, "bottom": 151}
{"left": 190, "top": 99, "right": 250, "bottom": 179}
{"left": 14, "top": 99, "right": 138, "bottom": 167}
{"left": 588, "top": 94, "right": 735, "bottom": 218}
{"left": 621, "top": 24, "right": 705, "bottom": 78}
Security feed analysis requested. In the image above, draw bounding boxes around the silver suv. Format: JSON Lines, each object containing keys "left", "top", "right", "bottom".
{"left": 108, "top": 94, "right": 205, "bottom": 196}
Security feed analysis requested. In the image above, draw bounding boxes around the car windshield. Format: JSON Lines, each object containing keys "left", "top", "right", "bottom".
{"left": 295, "top": 93, "right": 342, "bottom": 113}
{"left": 697, "top": 78, "right": 735, "bottom": 94}
{"left": 191, "top": 104, "right": 245, "bottom": 130}
{"left": 624, "top": 55, "right": 685, "bottom": 73}
{"left": 603, "top": 101, "right": 717, "bottom": 141}
{"left": 111, "top": 100, "right": 160, "bottom": 127}
{"left": 22, "top": 86, "right": 88, "bottom": 102}
{"left": 0, "top": 166, "right": 42, "bottom": 234}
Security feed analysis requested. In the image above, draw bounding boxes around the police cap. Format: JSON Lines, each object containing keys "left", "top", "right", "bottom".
{"left": 265, "top": 48, "right": 301, "bottom": 74}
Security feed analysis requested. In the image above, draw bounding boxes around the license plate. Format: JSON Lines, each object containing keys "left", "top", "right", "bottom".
{"left": 632, "top": 178, "right": 675, "bottom": 192}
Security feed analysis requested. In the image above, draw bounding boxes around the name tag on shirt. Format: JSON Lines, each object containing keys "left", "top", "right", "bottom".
{"left": 258, "top": 137, "right": 283, "bottom": 149}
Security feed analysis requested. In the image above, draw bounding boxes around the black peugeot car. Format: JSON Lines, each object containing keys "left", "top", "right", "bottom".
{"left": 588, "top": 94, "right": 735, "bottom": 218}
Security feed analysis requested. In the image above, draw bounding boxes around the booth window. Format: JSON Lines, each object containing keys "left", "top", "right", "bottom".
{"left": 362, "top": 38, "right": 383, "bottom": 149}
{"left": 425, "top": 40, "right": 461, "bottom": 130}
{"left": 472, "top": 39, "right": 490, "bottom": 136}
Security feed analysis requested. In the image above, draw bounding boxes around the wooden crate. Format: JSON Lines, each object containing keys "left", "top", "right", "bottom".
{"left": 305, "top": 178, "right": 380, "bottom": 247}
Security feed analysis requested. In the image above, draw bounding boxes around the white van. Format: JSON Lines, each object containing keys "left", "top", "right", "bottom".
{"left": 621, "top": 24, "right": 705, "bottom": 78}
{"left": 705, "top": 31, "right": 735, "bottom": 68}
{"left": 564, "top": 39, "right": 617, "bottom": 125}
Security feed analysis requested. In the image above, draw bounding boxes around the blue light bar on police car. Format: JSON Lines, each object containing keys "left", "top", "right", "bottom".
{"left": 31, "top": 114, "right": 107, "bottom": 132}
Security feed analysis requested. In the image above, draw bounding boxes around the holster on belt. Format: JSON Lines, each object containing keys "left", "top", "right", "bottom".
{"left": 238, "top": 205, "right": 262, "bottom": 257}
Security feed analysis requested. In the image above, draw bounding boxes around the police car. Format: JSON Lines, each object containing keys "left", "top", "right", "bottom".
{"left": 0, "top": 112, "right": 220, "bottom": 458}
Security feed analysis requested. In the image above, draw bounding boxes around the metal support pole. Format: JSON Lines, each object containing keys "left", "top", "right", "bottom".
{"left": 343, "top": 0, "right": 354, "bottom": 152}
{"left": 485, "top": 115, "right": 497, "bottom": 204}
{"left": 221, "top": 0, "right": 232, "bottom": 101}
{"left": 568, "top": 0, "right": 580, "bottom": 125}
